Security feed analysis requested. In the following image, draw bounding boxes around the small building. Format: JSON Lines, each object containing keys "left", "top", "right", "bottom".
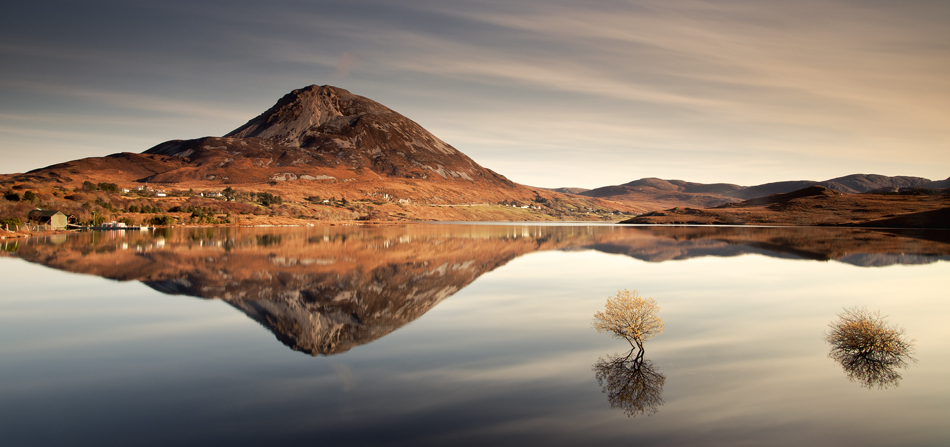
{"left": 27, "top": 210, "right": 68, "bottom": 230}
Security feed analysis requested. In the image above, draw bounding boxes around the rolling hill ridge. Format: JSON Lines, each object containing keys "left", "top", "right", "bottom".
{"left": 573, "top": 174, "right": 949, "bottom": 211}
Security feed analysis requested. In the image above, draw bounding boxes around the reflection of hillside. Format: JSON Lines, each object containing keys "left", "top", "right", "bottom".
{"left": 3, "top": 226, "right": 604, "bottom": 355}
{"left": 4, "top": 225, "right": 949, "bottom": 355}
{"left": 579, "top": 226, "right": 950, "bottom": 266}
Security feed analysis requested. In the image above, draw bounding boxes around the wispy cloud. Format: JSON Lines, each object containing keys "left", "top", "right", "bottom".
{"left": 1, "top": 0, "right": 948, "bottom": 184}
{"left": 0, "top": 79, "right": 249, "bottom": 122}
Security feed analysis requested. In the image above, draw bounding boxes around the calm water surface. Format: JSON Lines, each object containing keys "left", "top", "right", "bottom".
{"left": 1, "top": 224, "right": 948, "bottom": 446}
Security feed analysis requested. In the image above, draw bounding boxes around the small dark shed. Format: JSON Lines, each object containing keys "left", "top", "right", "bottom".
{"left": 28, "top": 210, "right": 68, "bottom": 230}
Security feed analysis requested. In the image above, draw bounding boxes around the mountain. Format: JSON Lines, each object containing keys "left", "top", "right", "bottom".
{"left": 582, "top": 174, "right": 948, "bottom": 211}
{"left": 134, "top": 85, "right": 535, "bottom": 204}
{"left": 735, "top": 174, "right": 941, "bottom": 198}
{"left": 581, "top": 178, "right": 745, "bottom": 209}
{"left": 2, "top": 85, "right": 636, "bottom": 220}
{"left": 147, "top": 85, "right": 511, "bottom": 188}
{"left": 621, "top": 185, "right": 950, "bottom": 228}
{"left": 545, "top": 187, "right": 591, "bottom": 195}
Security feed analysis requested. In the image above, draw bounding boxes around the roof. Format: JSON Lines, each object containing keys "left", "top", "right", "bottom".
{"left": 28, "top": 209, "right": 67, "bottom": 218}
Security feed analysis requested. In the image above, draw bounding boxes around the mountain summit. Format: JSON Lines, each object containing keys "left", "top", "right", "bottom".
{"left": 145, "top": 85, "right": 504, "bottom": 185}
{"left": 226, "top": 85, "right": 395, "bottom": 147}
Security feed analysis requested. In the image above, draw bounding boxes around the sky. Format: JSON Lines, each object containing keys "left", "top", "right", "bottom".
{"left": 2, "top": 0, "right": 948, "bottom": 189}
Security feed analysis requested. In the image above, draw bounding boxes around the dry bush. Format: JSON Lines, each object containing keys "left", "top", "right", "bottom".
{"left": 593, "top": 289, "right": 664, "bottom": 350}
{"left": 826, "top": 306, "right": 916, "bottom": 389}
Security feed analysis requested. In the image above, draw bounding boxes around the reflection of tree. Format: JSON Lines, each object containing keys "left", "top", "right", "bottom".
{"left": 593, "top": 349, "right": 665, "bottom": 417}
{"left": 826, "top": 307, "right": 916, "bottom": 389}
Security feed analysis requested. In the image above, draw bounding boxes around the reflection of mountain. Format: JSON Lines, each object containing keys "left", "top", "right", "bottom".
{"left": 3, "top": 225, "right": 950, "bottom": 356}
{"left": 2, "top": 226, "right": 599, "bottom": 355}
{"left": 144, "top": 250, "right": 491, "bottom": 355}
{"left": 577, "top": 226, "right": 950, "bottom": 266}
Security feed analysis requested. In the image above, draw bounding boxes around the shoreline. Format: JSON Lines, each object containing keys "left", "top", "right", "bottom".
{"left": 6, "top": 218, "right": 950, "bottom": 241}
{"left": 1, "top": 218, "right": 617, "bottom": 239}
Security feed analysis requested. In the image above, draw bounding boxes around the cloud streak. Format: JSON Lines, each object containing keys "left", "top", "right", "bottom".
{"left": 1, "top": 0, "right": 948, "bottom": 186}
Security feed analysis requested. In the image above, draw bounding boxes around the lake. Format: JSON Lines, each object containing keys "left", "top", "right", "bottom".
{"left": 1, "top": 224, "right": 948, "bottom": 446}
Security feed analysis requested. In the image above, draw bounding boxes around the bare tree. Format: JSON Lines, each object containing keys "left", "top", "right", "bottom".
{"left": 592, "top": 289, "right": 664, "bottom": 351}
{"left": 826, "top": 306, "right": 916, "bottom": 389}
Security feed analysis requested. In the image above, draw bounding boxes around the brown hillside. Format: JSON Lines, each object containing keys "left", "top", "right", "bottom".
{"left": 622, "top": 186, "right": 950, "bottom": 228}
{"left": 580, "top": 174, "right": 948, "bottom": 213}
{"left": 582, "top": 178, "right": 743, "bottom": 210}
{"left": 1, "top": 85, "right": 639, "bottom": 221}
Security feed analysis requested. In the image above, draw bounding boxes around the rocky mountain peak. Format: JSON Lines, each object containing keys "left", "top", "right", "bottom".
{"left": 132, "top": 84, "right": 520, "bottom": 191}
{"left": 225, "top": 85, "right": 392, "bottom": 147}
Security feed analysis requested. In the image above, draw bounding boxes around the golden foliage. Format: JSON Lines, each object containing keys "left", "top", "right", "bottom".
{"left": 826, "top": 306, "right": 916, "bottom": 389}
{"left": 592, "top": 289, "right": 664, "bottom": 349}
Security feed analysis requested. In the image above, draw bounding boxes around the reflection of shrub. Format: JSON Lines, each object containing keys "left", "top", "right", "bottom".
{"left": 256, "top": 234, "right": 282, "bottom": 247}
{"left": 152, "top": 228, "right": 173, "bottom": 238}
{"left": 826, "top": 307, "right": 916, "bottom": 389}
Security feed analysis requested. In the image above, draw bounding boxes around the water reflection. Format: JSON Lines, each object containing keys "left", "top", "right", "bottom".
{"left": 2, "top": 225, "right": 948, "bottom": 357}
{"left": 587, "top": 226, "right": 950, "bottom": 266}
{"left": 826, "top": 307, "right": 916, "bottom": 389}
{"left": 2, "top": 225, "right": 599, "bottom": 355}
{"left": 593, "top": 349, "right": 665, "bottom": 417}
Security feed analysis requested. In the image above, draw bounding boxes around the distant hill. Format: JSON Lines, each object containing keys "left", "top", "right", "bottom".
{"left": 620, "top": 185, "right": 950, "bottom": 228}
{"left": 580, "top": 178, "right": 744, "bottom": 210}
{"left": 581, "top": 174, "right": 949, "bottom": 210}
{"left": 542, "top": 187, "right": 591, "bottom": 195}
{"left": 736, "top": 174, "right": 942, "bottom": 199}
